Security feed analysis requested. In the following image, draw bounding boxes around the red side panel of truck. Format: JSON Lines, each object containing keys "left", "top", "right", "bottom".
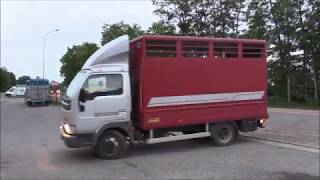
{"left": 129, "top": 35, "right": 268, "bottom": 130}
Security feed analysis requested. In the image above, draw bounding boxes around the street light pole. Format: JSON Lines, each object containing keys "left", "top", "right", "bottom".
{"left": 42, "top": 29, "right": 59, "bottom": 79}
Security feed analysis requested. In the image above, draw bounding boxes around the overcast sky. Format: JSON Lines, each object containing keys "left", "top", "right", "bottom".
{"left": 1, "top": 1, "right": 158, "bottom": 82}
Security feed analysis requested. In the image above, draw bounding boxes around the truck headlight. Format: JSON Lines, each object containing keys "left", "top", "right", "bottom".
{"left": 64, "top": 124, "right": 76, "bottom": 135}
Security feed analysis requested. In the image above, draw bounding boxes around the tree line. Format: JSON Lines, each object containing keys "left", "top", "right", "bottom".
{"left": 60, "top": 0, "right": 319, "bottom": 103}
{"left": 0, "top": 67, "right": 31, "bottom": 92}
{"left": 0, "top": 67, "right": 16, "bottom": 92}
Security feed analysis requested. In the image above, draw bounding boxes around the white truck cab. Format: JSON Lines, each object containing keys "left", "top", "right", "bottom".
{"left": 60, "top": 35, "right": 132, "bottom": 158}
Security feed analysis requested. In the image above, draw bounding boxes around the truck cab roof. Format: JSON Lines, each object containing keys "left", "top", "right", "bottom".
{"left": 82, "top": 35, "right": 129, "bottom": 70}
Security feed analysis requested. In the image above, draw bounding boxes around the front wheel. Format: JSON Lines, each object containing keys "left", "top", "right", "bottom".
{"left": 210, "top": 122, "right": 237, "bottom": 146}
{"left": 95, "top": 130, "right": 128, "bottom": 159}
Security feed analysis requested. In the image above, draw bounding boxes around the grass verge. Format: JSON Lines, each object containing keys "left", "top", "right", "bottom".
{"left": 268, "top": 97, "right": 320, "bottom": 110}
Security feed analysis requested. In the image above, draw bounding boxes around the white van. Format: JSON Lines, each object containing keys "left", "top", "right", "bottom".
{"left": 5, "top": 85, "right": 26, "bottom": 97}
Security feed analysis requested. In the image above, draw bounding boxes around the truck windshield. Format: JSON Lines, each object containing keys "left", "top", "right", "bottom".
{"left": 66, "top": 71, "right": 88, "bottom": 99}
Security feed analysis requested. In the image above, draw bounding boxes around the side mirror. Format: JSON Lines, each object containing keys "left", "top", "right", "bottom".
{"left": 79, "top": 88, "right": 87, "bottom": 103}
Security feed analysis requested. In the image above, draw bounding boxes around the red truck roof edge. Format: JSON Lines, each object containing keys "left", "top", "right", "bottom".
{"left": 131, "top": 35, "right": 266, "bottom": 44}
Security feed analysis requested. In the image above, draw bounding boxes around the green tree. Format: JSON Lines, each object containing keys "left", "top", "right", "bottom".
{"left": 0, "top": 68, "right": 9, "bottom": 92}
{"left": 60, "top": 43, "right": 99, "bottom": 86}
{"left": 152, "top": 0, "right": 243, "bottom": 37}
{"left": 191, "top": 0, "right": 211, "bottom": 35}
{"left": 292, "top": 0, "right": 314, "bottom": 101}
{"left": 16, "top": 76, "right": 30, "bottom": 84}
{"left": 232, "top": 0, "right": 245, "bottom": 37}
{"left": 207, "top": 0, "right": 239, "bottom": 37}
{"left": 0, "top": 67, "right": 16, "bottom": 92}
{"left": 245, "top": 0, "right": 270, "bottom": 40}
{"left": 268, "top": 0, "right": 299, "bottom": 102}
{"left": 101, "top": 21, "right": 144, "bottom": 45}
{"left": 152, "top": 0, "right": 194, "bottom": 35}
{"left": 147, "top": 21, "right": 176, "bottom": 35}
{"left": 306, "top": 0, "right": 320, "bottom": 101}
{"left": 8, "top": 72, "right": 16, "bottom": 87}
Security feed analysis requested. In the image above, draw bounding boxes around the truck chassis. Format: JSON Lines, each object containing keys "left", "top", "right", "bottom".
{"left": 61, "top": 119, "right": 265, "bottom": 159}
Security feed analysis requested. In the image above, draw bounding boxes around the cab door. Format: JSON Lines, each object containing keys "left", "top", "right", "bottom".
{"left": 77, "top": 73, "right": 131, "bottom": 133}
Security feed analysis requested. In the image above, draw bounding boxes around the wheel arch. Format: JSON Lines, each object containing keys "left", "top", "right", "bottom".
{"left": 93, "top": 121, "right": 133, "bottom": 145}
{"left": 210, "top": 120, "right": 239, "bottom": 131}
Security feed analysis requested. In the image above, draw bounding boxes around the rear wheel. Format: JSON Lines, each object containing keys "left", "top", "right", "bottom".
{"left": 95, "top": 130, "right": 128, "bottom": 159}
{"left": 210, "top": 122, "right": 237, "bottom": 146}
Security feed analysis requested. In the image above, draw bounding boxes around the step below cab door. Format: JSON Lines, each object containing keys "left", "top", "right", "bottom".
{"left": 77, "top": 73, "right": 131, "bottom": 133}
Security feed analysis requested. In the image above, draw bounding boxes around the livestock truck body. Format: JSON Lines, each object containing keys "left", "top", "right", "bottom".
{"left": 60, "top": 35, "right": 268, "bottom": 159}
{"left": 25, "top": 78, "right": 51, "bottom": 106}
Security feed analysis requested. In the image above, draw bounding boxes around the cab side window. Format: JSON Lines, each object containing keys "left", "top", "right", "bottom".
{"left": 83, "top": 74, "right": 123, "bottom": 99}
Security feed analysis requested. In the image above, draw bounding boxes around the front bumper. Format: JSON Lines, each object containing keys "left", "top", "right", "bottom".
{"left": 60, "top": 125, "right": 93, "bottom": 148}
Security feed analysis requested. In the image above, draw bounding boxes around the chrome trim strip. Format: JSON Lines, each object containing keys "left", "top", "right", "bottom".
{"left": 148, "top": 91, "right": 264, "bottom": 107}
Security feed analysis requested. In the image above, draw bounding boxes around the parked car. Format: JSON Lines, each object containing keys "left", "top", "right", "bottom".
{"left": 5, "top": 85, "right": 26, "bottom": 97}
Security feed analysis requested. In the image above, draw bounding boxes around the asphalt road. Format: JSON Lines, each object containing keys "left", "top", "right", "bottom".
{"left": 1, "top": 97, "right": 319, "bottom": 180}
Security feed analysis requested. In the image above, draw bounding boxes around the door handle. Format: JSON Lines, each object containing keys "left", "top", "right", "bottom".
{"left": 118, "top": 110, "right": 127, "bottom": 116}
{"left": 79, "top": 102, "right": 85, "bottom": 112}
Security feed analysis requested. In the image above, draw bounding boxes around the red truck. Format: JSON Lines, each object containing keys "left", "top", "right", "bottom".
{"left": 60, "top": 35, "right": 268, "bottom": 159}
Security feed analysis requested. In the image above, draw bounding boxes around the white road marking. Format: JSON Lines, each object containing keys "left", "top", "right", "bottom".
{"left": 268, "top": 108, "right": 319, "bottom": 116}
{"left": 243, "top": 135, "right": 320, "bottom": 154}
{"left": 260, "top": 128, "right": 319, "bottom": 137}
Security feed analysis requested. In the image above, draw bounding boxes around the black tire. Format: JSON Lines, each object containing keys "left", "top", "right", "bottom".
{"left": 45, "top": 101, "right": 49, "bottom": 106}
{"left": 95, "top": 130, "right": 128, "bottom": 159}
{"left": 210, "top": 122, "right": 237, "bottom": 146}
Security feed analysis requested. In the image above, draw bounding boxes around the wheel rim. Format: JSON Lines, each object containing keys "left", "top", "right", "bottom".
{"left": 218, "top": 126, "right": 233, "bottom": 144}
{"left": 102, "top": 136, "right": 119, "bottom": 156}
